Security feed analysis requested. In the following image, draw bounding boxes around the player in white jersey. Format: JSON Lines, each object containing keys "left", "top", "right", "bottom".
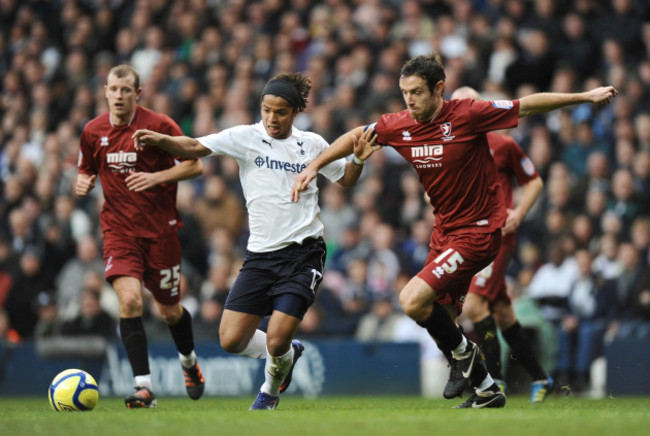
{"left": 132, "top": 73, "right": 380, "bottom": 410}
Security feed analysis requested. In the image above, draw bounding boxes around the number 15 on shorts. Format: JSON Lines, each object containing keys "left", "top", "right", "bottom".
{"left": 432, "top": 248, "right": 465, "bottom": 279}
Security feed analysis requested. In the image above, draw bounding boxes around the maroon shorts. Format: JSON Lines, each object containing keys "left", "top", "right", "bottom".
{"left": 417, "top": 230, "right": 502, "bottom": 315}
{"left": 467, "top": 232, "right": 516, "bottom": 306}
{"left": 103, "top": 230, "right": 182, "bottom": 305}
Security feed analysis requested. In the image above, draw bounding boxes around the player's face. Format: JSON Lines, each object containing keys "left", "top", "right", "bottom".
{"left": 105, "top": 73, "right": 141, "bottom": 123}
{"left": 399, "top": 75, "right": 442, "bottom": 122}
{"left": 261, "top": 94, "right": 297, "bottom": 139}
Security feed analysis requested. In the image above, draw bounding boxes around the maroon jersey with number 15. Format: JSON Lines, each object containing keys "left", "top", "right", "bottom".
{"left": 78, "top": 106, "right": 185, "bottom": 238}
{"left": 373, "top": 98, "right": 520, "bottom": 236}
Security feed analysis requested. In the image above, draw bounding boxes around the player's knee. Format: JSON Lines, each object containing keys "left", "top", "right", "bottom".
{"left": 464, "top": 303, "right": 486, "bottom": 323}
{"left": 399, "top": 292, "right": 426, "bottom": 321}
{"left": 118, "top": 295, "right": 143, "bottom": 316}
{"left": 158, "top": 304, "right": 182, "bottom": 324}
{"left": 219, "top": 330, "right": 245, "bottom": 354}
{"left": 266, "top": 333, "right": 292, "bottom": 356}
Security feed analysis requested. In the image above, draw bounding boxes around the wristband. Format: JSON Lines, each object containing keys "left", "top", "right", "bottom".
{"left": 352, "top": 155, "right": 365, "bottom": 165}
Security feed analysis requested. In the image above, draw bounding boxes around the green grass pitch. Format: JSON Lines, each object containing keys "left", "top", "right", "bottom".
{"left": 1, "top": 395, "right": 649, "bottom": 436}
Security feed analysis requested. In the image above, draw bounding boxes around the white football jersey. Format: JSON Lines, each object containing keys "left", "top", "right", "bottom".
{"left": 197, "top": 121, "right": 346, "bottom": 252}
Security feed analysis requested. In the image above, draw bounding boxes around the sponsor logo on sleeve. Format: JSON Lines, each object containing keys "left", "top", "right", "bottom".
{"left": 521, "top": 157, "right": 536, "bottom": 176}
{"left": 491, "top": 100, "right": 514, "bottom": 109}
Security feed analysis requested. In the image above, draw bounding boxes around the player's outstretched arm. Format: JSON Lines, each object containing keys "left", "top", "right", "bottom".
{"left": 132, "top": 129, "right": 211, "bottom": 158}
{"left": 75, "top": 173, "right": 96, "bottom": 197}
{"left": 337, "top": 127, "right": 381, "bottom": 187}
{"left": 125, "top": 159, "right": 203, "bottom": 192}
{"left": 291, "top": 125, "right": 366, "bottom": 202}
{"left": 518, "top": 86, "right": 618, "bottom": 118}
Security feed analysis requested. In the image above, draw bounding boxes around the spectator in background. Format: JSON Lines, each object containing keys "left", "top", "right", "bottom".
{"left": 320, "top": 183, "right": 357, "bottom": 251}
{"left": 585, "top": 188, "right": 609, "bottom": 235}
{"left": 366, "top": 223, "right": 401, "bottom": 301}
{"left": 607, "top": 168, "right": 641, "bottom": 238}
{"left": 527, "top": 241, "right": 578, "bottom": 328}
{"left": 55, "top": 235, "right": 105, "bottom": 321}
{"left": 562, "top": 121, "right": 609, "bottom": 177}
{"left": 175, "top": 181, "right": 208, "bottom": 276}
{"left": 573, "top": 151, "right": 611, "bottom": 210}
{"left": 556, "top": 12, "right": 599, "bottom": 82}
{"left": 7, "top": 207, "right": 41, "bottom": 256}
{"left": 194, "top": 174, "right": 245, "bottom": 241}
{"left": 606, "top": 243, "right": 650, "bottom": 341}
{"left": 61, "top": 289, "right": 116, "bottom": 340}
{"left": 4, "top": 247, "right": 47, "bottom": 338}
{"left": 632, "top": 151, "right": 650, "bottom": 208}
{"left": 193, "top": 294, "right": 224, "bottom": 342}
{"left": 630, "top": 217, "right": 650, "bottom": 266}
{"left": 556, "top": 249, "right": 612, "bottom": 393}
{"left": 355, "top": 293, "right": 402, "bottom": 343}
{"left": 0, "top": 232, "right": 18, "bottom": 308}
{"left": 592, "top": 234, "right": 623, "bottom": 280}
{"left": 33, "top": 291, "right": 62, "bottom": 339}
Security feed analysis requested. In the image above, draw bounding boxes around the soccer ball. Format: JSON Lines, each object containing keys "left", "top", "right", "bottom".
{"left": 48, "top": 369, "right": 99, "bottom": 411}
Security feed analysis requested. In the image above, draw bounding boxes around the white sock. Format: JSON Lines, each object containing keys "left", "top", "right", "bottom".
{"left": 179, "top": 350, "right": 197, "bottom": 368}
{"left": 476, "top": 374, "right": 496, "bottom": 392}
{"left": 451, "top": 336, "right": 468, "bottom": 357}
{"left": 260, "top": 346, "right": 294, "bottom": 397}
{"left": 237, "top": 329, "right": 268, "bottom": 359}
{"left": 134, "top": 375, "right": 153, "bottom": 390}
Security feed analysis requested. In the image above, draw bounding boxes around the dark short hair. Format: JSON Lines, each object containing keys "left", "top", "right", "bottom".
{"left": 265, "top": 73, "right": 311, "bottom": 112}
{"left": 107, "top": 64, "right": 140, "bottom": 90}
{"left": 400, "top": 54, "right": 445, "bottom": 93}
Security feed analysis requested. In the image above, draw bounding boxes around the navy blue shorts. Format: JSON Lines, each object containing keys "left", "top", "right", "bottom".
{"left": 225, "top": 237, "right": 326, "bottom": 319}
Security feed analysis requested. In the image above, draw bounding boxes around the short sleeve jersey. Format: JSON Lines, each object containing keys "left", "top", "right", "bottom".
{"left": 487, "top": 132, "right": 539, "bottom": 210}
{"left": 197, "top": 121, "right": 346, "bottom": 252}
{"left": 78, "top": 106, "right": 185, "bottom": 238}
{"left": 373, "top": 99, "right": 520, "bottom": 235}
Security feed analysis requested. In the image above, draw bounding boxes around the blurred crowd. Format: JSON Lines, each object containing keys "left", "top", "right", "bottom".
{"left": 0, "top": 0, "right": 649, "bottom": 387}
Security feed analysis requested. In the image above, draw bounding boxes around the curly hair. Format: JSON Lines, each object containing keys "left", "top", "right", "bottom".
{"left": 268, "top": 72, "right": 312, "bottom": 112}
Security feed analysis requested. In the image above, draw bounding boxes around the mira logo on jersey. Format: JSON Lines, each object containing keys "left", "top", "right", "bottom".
{"left": 254, "top": 155, "right": 307, "bottom": 173}
{"left": 411, "top": 144, "right": 443, "bottom": 168}
{"left": 106, "top": 150, "right": 137, "bottom": 173}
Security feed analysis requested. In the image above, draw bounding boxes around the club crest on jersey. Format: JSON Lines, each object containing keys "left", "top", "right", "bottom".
{"left": 492, "top": 100, "right": 514, "bottom": 109}
{"left": 440, "top": 122, "right": 455, "bottom": 141}
{"left": 402, "top": 130, "right": 412, "bottom": 141}
{"left": 100, "top": 136, "right": 109, "bottom": 146}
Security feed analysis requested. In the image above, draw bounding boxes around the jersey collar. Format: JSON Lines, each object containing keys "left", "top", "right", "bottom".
{"left": 110, "top": 107, "right": 138, "bottom": 127}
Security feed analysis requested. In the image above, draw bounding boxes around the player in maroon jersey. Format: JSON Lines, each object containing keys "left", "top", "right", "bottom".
{"left": 76, "top": 65, "right": 205, "bottom": 409}
{"left": 447, "top": 87, "right": 551, "bottom": 403}
{"left": 292, "top": 54, "right": 617, "bottom": 408}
